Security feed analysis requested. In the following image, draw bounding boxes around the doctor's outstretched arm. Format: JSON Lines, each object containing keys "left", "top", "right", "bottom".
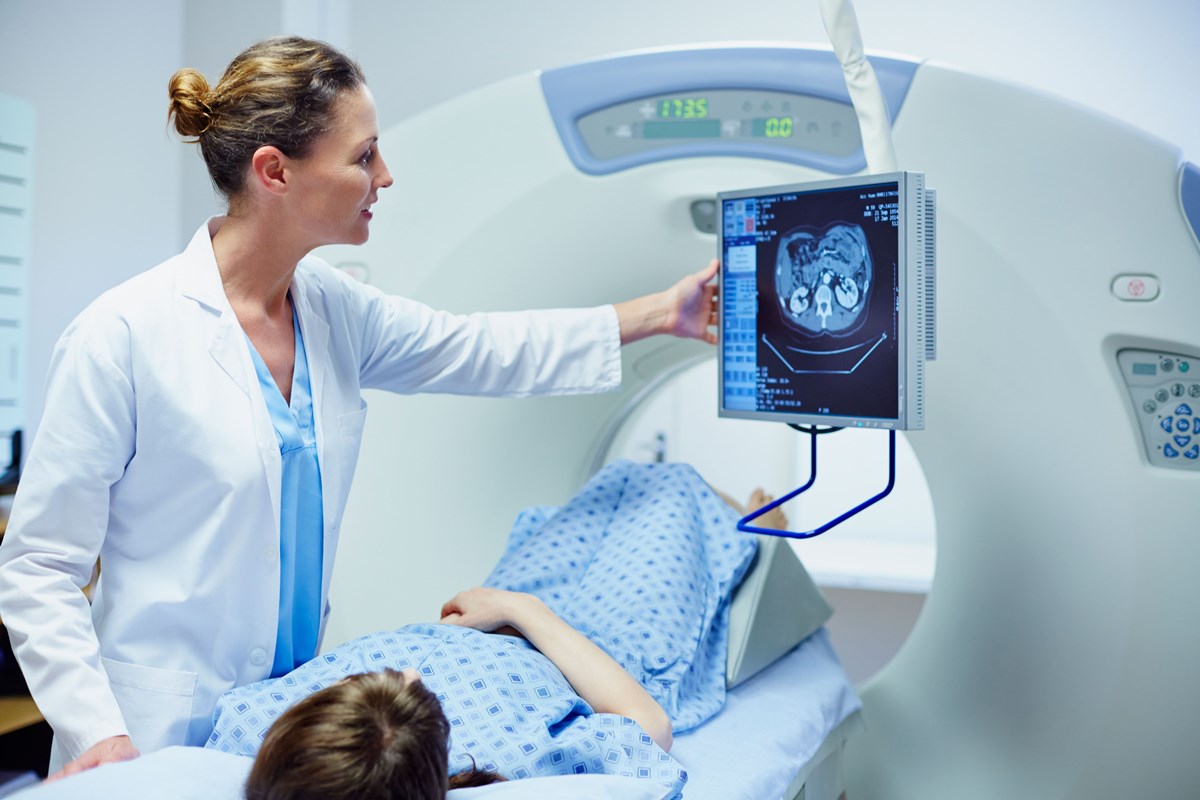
{"left": 614, "top": 258, "right": 719, "bottom": 346}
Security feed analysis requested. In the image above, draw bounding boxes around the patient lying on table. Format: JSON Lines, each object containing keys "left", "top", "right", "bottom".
{"left": 208, "top": 461, "right": 788, "bottom": 800}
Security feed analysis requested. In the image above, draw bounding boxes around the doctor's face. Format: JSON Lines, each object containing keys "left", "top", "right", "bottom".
{"left": 288, "top": 85, "right": 393, "bottom": 248}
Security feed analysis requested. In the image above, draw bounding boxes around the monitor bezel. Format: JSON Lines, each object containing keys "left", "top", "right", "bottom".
{"left": 717, "top": 171, "right": 927, "bottom": 431}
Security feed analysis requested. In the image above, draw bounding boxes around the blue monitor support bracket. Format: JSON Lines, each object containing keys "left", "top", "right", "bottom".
{"left": 737, "top": 428, "right": 896, "bottom": 540}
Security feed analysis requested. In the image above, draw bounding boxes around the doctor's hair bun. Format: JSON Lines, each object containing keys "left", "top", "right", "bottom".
{"left": 166, "top": 36, "right": 366, "bottom": 203}
{"left": 168, "top": 68, "right": 214, "bottom": 139}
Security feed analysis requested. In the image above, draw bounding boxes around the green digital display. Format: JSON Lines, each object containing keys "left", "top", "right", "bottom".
{"left": 659, "top": 97, "right": 709, "bottom": 119}
{"left": 643, "top": 120, "right": 722, "bottom": 139}
{"left": 576, "top": 89, "right": 863, "bottom": 162}
{"left": 752, "top": 117, "right": 795, "bottom": 138}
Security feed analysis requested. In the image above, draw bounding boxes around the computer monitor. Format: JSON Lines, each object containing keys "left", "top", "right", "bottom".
{"left": 718, "top": 172, "right": 935, "bottom": 430}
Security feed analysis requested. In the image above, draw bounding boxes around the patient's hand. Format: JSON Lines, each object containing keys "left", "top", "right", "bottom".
{"left": 440, "top": 587, "right": 529, "bottom": 638}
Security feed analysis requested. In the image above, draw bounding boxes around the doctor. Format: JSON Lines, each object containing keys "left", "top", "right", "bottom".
{"left": 0, "top": 36, "right": 719, "bottom": 781}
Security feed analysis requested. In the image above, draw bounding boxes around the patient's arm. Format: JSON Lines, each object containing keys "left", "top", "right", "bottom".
{"left": 440, "top": 587, "right": 673, "bottom": 751}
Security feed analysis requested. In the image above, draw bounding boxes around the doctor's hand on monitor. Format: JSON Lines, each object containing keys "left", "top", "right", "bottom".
{"left": 614, "top": 258, "right": 719, "bottom": 346}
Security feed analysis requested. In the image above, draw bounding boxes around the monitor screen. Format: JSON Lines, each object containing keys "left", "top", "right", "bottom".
{"left": 718, "top": 172, "right": 935, "bottom": 430}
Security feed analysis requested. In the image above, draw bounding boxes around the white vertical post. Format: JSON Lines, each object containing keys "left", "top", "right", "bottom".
{"left": 818, "top": 0, "right": 898, "bottom": 174}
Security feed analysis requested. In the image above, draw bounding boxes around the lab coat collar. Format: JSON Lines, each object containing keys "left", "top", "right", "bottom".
{"left": 174, "top": 218, "right": 251, "bottom": 397}
{"left": 177, "top": 217, "right": 233, "bottom": 315}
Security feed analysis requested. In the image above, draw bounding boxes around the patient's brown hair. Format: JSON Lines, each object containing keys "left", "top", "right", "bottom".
{"left": 244, "top": 669, "right": 504, "bottom": 800}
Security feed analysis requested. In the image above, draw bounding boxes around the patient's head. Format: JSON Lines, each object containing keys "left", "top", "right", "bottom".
{"left": 244, "top": 668, "right": 504, "bottom": 800}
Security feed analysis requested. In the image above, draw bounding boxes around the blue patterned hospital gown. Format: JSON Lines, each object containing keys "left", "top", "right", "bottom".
{"left": 206, "top": 461, "right": 758, "bottom": 798}
{"left": 484, "top": 459, "right": 758, "bottom": 733}
{"left": 209, "top": 623, "right": 686, "bottom": 796}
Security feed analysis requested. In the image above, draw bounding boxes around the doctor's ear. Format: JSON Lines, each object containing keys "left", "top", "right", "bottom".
{"left": 248, "top": 145, "right": 289, "bottom": 197}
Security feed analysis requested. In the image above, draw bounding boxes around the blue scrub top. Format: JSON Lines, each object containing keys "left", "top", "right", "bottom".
{"left": 244, "top": 307, "right": 325, "bottom": 678}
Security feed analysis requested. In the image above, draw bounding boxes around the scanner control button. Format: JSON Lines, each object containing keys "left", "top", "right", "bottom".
{"left": 1161, "top": 417, "right": 1174, "bottom": 433}
{"left": 1176, "top": 404, "right": 1194, "bottom": 416}
{"left": 1195, "top": 418, "right": 1200, "bottom": 435}
{"left": 1156, "top": 389, "right": 1170, "bottom": 403}
{"left": 1186, "top": 446, "right": 1199, "bottom": 460}
{"left": 1144, "top": 400, "right": 1158, "bottom": 413}
{"left": 1161, "top": 359, "right": 1175, "bottom": 373}
{"left": 1112, "top": 274, "right": 1160, "bottom": 300}
{"left": 1178, "top": 419, "right": 1192, "bottom": 434}
{"left": 1191, "top": 384, "right": 1200, "bottom": 398}
{"left": 1173, "top": 383, "right": 1186, "bottom": 397}
{"left": 1174, "top": 435, "right": 1192, "bottom": 448}
{"left": 1164, "top": 443, "right": 1180, "bottom": 458}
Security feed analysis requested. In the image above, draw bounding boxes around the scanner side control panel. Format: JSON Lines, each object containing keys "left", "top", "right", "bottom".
{"left": 1119, "top": 348, "right": 1200, "bottom": 469}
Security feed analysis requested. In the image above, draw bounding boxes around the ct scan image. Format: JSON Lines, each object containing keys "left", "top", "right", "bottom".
{"left": 774, "top": 223, "right": 872, "bottom": 337}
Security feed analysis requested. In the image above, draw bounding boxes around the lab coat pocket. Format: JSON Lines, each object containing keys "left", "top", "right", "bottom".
{"left": 101, "top": 657, "right": 198, "bottom": 752}
{"left": 337, "top": 404, "right": 368, "bottom": 438}
{"left": 332, "top": 403, "right": 368, "bottom": 514}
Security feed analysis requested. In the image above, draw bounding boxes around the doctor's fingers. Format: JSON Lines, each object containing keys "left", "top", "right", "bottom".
{"left": 47, "top": 760, "right": 95, "bottom": 783}
{"left": 48, "top": 736, "right": 140, "bottom": 782}
{"left": 694, "top": 257, "right": 719, "bottom": 283}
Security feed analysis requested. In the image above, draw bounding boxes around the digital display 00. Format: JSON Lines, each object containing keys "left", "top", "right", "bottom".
{"left": 753, "top": 117, "right": 794, "bottom": 138}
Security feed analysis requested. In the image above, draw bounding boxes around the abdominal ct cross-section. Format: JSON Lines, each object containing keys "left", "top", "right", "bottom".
{"left": 774, "top": 224, "right": 872, "bottom": 336}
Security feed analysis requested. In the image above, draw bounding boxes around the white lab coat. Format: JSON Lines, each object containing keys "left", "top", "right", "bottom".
{"left": 0, "top": 218, "right": 621, "bottom": 767}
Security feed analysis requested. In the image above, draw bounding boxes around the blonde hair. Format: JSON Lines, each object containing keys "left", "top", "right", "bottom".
{"left": 244, "top": 669, "right": 505, "bottom": 800}
{"left": 167, "top": 36, "right": 366, "bottom": 201}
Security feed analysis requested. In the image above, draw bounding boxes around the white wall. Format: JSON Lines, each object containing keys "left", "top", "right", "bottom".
{"left": 0, "top": 0, "right": 185, "bottom": 442}
{"left": 178, "top": 1, "right": 284, "bottom": 237}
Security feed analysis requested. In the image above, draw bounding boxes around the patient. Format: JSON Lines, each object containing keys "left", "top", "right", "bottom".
{"left": 243, "top": 583, "right": 676, "bottom": 800}
{"left": 218, "top": 462, "right": 788, "bottom": 800}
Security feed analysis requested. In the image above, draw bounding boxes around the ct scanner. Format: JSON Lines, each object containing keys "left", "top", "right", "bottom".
{"left": 317, "top": 44, "right": 1200, "bottom": 799}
